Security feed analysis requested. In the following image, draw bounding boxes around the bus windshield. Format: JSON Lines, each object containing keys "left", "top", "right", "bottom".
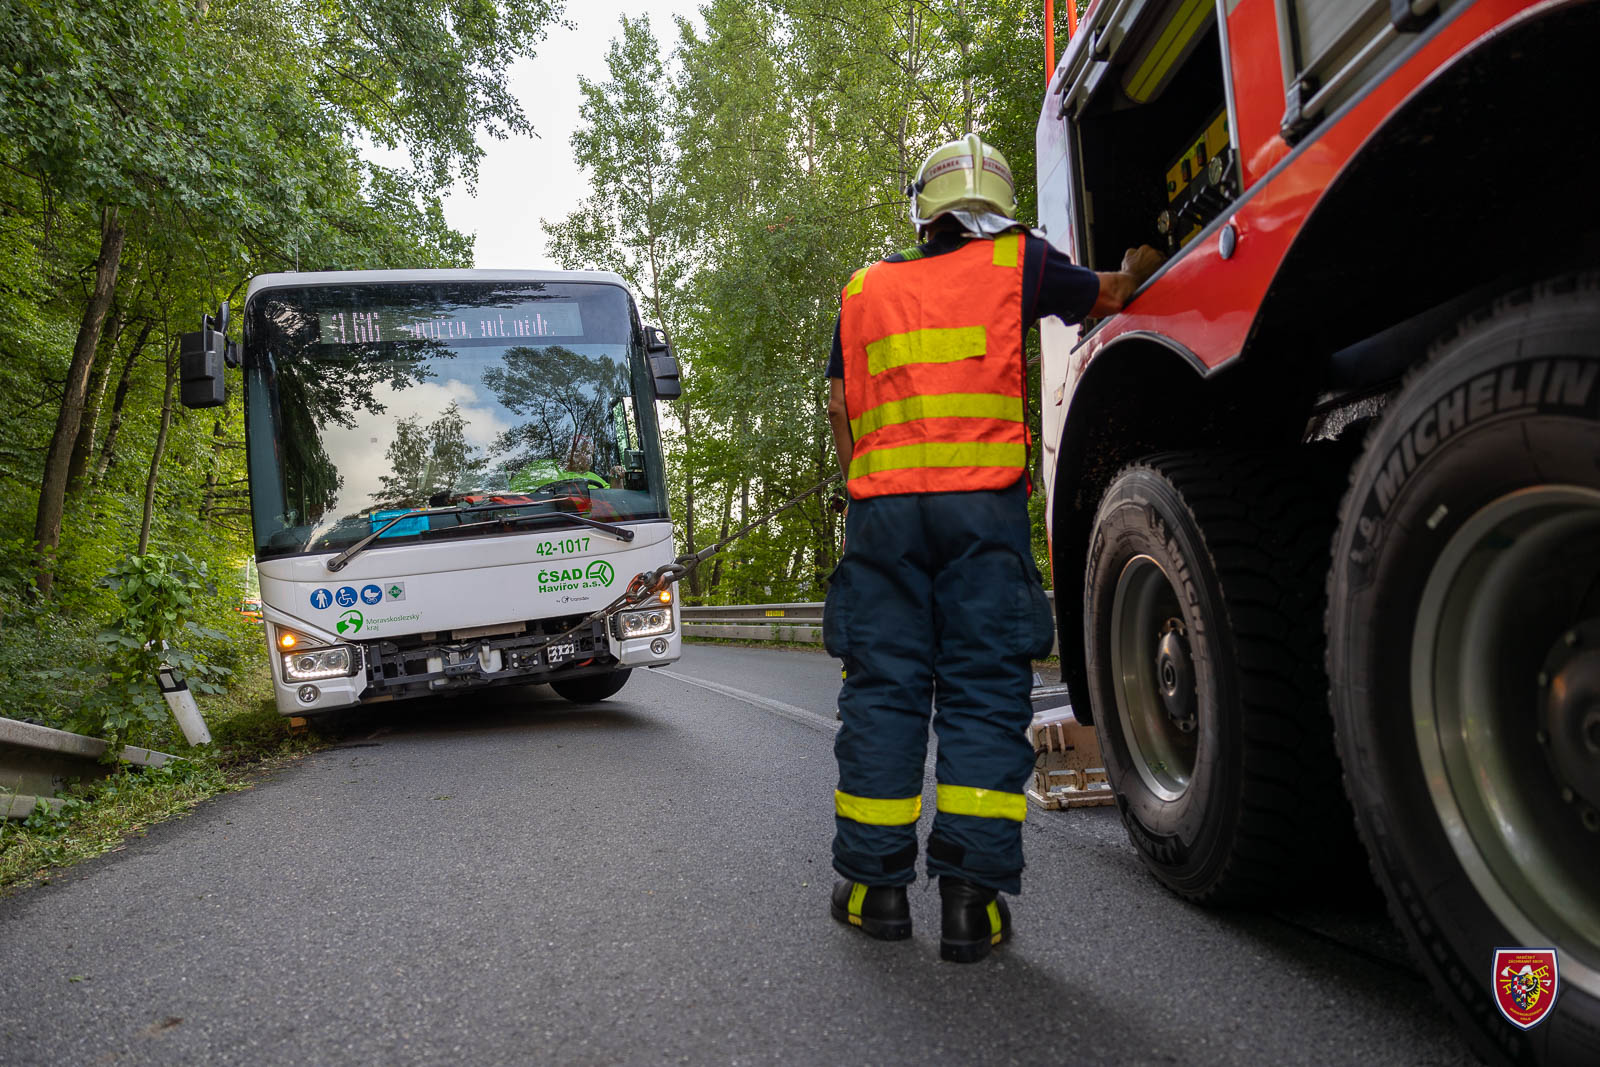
{"left": 243, "top": 279, "right": 669, "bottom": 561}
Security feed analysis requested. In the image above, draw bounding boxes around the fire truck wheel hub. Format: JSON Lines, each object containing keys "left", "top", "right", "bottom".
{"left": 1411, "top": 485, "right": 1600, "bottom": 959}
{"left": 1540, "top": 621, "right": 1600, "bottom": 830}
{"left": 1108, "top": 555, "right": 1198, "bottom": 801}
{"left": 1156, "top": 622, "right": 1196, "bottom": 733}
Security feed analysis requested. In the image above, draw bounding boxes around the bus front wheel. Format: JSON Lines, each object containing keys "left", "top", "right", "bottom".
{"left": 551, "top": 668, "right": 632, "bottom": 704}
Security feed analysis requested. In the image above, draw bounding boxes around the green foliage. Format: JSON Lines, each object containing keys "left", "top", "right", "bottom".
{"left": 74, "top": 552, "right": 232, "bottom": 750}
{"left": 15, "top": 795, "right": 89, "bottom": 839}
{"left": 0, "top": 593, "right": 102, "bottom": 730}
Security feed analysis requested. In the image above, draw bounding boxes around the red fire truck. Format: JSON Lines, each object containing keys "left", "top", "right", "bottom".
{"left": 1035, "top": 2, "right": 1597, "bottom": 1062}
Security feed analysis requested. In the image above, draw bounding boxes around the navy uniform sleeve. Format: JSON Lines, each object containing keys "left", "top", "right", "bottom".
{"left": 1022, "top": 232, "right": 1100, "bottom": 331}
{"left": 826, "top": 316, "right": 843, "bottom": 379}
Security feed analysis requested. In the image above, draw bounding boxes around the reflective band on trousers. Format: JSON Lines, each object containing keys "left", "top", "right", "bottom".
{"left": 849, "top": 441, "right": 1026, "bottom": 481}
{"left": 936, "top": 784, "right": 1028, "bottom": 822}
{"left": 835, "top": 789, "right": 923, "bottom": 825}
{"left": 849, "top": 392, "right": 1024, "bottom": 441}
{"left": 865, "top": 325, "right": 986, "bottom": 376}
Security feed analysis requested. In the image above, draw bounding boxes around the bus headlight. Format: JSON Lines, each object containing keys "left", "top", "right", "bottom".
{"left": 283, "top": 645, "right": 358, "bottom": 681}
{"left": 616, "top": 608, "right": 673, "bottom": 639}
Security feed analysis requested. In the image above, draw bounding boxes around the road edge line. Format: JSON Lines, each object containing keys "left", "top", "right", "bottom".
{"left": 652, "top": 669, "right": 840, "bottom": 734}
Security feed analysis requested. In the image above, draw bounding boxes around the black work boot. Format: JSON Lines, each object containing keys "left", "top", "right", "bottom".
{"left": 939, "top": 877, "right": 1011, "bottom": 963}
{"left": 830, "top": 879, "right": 912, "bottom": 940}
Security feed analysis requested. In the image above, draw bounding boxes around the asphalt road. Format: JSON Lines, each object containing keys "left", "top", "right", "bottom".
{"left": 0, "top": 643, "right": 1476, "bottom": 1066}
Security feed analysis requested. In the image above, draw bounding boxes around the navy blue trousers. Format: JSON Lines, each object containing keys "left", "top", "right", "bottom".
{"left": 824, "top": 482, "right": 1055, "bottom": 894}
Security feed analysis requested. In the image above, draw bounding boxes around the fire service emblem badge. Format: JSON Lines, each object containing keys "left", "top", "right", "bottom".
{"left": 1493, "top": 948, "right": 1559, "bottom": 1030}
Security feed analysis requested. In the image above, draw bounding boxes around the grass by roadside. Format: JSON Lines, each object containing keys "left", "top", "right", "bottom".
{"left": 682, "top": 635, "right": 831, "bottom": 653}
{"left": 0, "top": 660, "right": 326, "bottom": 893}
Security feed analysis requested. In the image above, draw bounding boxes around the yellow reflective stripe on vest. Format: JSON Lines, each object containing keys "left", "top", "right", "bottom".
{"left": 865, "top": 325, "right": 986, "bottom": 376}
{"left": 849, "top": 392, "right": 1024, "bottom": 440}
{"left": 845, "top": 268, "right": 868, "bottom": 298}
{"left": 849, "top": 441, "right": 1026, "bottom": 480}
{"left": 936, "top": 784, "right": 1028, "bottom": 822}
{"left": 991, "top": 233, "right": 1019, "bottom": 268}
{"left": 835, "top": 790, "right": 923, "bottom": 825}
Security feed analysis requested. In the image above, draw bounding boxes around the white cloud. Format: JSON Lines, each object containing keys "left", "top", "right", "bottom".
{"left": 441, "top": 1, "right": 703, "bottom": 269}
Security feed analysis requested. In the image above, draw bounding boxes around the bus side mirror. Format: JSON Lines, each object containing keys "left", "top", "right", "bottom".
{"left": 179, "top": 303, "right": 236, "bottom": 409}
{"left": 644, "top": 324, "right": 680, "bottom": 400}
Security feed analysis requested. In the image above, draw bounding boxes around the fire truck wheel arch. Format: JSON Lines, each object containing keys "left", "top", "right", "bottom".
{"left": 1328, "top": 275, "right": 1600, "bottom": 1066}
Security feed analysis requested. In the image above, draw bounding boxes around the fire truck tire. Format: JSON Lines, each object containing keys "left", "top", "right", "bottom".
{"left": 1084, "top": 450, "right": 1355, "bottom": 904}
{"left": 1328, "top": 276, "right": 1600, "bottom": 1067}
{"left": 551, "top": 668, "right": 632, "bottom": 704}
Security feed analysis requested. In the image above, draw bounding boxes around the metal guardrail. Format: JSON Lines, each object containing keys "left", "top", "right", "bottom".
{"left": 0, "top": 717, "right": 177, "bottom": 819}
{"left": 681, "top": 593, "right": 1058, "bottom": 654}
{"left": 681, "top": 602, "right": 824, "bottom": 644}
{"left": 683, "top": 601, "right": 824, "bottom": 621}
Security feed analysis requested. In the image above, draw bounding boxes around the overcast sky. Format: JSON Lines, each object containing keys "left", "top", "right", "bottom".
{"left": 438, "top": 0, "right": 704, "bottom": 269}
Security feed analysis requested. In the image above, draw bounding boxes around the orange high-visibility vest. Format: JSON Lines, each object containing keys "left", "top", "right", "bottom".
{"left": 838, "top": 233, "right": 1029, "bottom": 499}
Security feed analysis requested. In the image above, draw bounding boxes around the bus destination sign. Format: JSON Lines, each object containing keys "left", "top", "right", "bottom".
{"left": 315, "top": 300, "right": 585, "bottom": 346}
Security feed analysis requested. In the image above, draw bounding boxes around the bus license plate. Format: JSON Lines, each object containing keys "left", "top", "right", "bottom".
{"left": 546, "top": 641, "right": 578, "bottom": 666}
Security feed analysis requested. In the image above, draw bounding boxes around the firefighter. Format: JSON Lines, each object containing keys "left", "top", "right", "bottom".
{"left": 824, "top": 133, "right": 1162, "bottom": 962}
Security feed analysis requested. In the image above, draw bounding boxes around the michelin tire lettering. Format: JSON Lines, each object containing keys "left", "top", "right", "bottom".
{"left": 1348, "top": 357, "right": 1599, "bottom": 580}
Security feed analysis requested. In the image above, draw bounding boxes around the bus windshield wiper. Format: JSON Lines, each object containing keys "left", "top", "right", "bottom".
{"left": 326, "top": 501, "right": 630, "bottom": 571}
{"left": 498, "top": 511, "right": 634, "bottom": 540}
{"left": 417, "top": 510, "right": 636, "bottom": 544}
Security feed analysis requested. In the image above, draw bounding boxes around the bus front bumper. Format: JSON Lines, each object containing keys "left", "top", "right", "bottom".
{"left": 270, "top": 623, "right": 681, "bottom": 716}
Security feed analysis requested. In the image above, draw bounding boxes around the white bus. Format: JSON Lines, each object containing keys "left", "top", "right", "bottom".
{"left": 182, "top": 270, "right": 683, "bottom": 717}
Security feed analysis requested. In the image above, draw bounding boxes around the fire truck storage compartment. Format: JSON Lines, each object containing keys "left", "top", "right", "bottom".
{"left": 1072, "top": 1, "right": 1235, "bottom": 268}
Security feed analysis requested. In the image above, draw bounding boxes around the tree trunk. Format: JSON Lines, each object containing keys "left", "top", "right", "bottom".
{"left": 708, "top": 485, "right": 733, "bottom": 591}
{"left": 682, "top": 396, "right": 701, "bottom": 597}
{"left": 137, "top": 341, "right": 178, "bottom": 556}
{"left": 33, "top": 205, "right": 125, "bottom": 595}
{"left": 199, "top": 418, "right": 225, "bottom": 520}
{"left": 92, "top": 321, "right": 150, "bottom": 485}
{"left": 66, "top": 309, "right": 123, "bottom": 495}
